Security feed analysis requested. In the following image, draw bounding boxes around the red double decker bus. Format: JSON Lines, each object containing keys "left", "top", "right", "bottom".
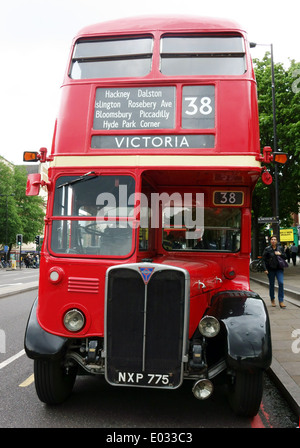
{"left": 24, "top": 16, "right": 272, "bottom": 416}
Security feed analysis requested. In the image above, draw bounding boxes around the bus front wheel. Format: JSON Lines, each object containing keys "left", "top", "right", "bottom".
{"left": 34, "top": 358, "right": 77, "bottom": 405}
{"left": 228, "top": 369, "right": 263, "bottom": 417}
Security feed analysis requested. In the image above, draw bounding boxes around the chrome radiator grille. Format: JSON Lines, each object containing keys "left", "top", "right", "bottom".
{"left": 105, "top": 264, "right": 189, "bottom": 389}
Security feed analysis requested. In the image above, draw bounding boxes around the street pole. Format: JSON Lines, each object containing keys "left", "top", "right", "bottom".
{"left": 270, "top": 44, "right": 280, "bottom": 239}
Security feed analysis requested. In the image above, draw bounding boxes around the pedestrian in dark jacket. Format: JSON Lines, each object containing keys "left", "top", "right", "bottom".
{"left": 262, "top": 235, "right": 287, "bottom": 308}
{"left": 285, "top": 245, "right": 291, "bottom": 263}
{"left": 291, "top": 243, "right": 298, "bottom": 266}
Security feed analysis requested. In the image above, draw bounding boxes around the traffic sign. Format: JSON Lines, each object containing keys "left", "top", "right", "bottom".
{"left": 258, "top": 217, "right": 278, "bottom": 223}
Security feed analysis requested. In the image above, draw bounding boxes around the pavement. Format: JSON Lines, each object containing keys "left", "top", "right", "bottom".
{"left": 0, "top": 273, "right": 38, "bottom": 297}
{"left": 0, "top": 261, "right": 299, "bottom": 416}
{"left": 250, "top": 257, "right": 300, "bottom": 416}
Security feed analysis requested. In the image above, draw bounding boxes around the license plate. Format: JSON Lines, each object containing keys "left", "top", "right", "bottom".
{"left": 117, "top": 371, "right": 171, "bottom": 386}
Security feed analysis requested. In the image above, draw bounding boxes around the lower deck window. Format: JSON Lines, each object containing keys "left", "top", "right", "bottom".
{"left": 162, "top": 207, "right": 241, "bottom": 252}
{"left": 51, "top": 174, "right": 135, "bottom": 256}
{"left": 51, "top": 220, "right": 133, "bottom": 256}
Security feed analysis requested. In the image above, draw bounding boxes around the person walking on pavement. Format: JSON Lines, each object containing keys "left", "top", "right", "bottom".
{"left": 291, "top": 243, "right": 298, "bottom": 266}
{"left": 262, "top": 235, "right": 287, "bottom": 308}
{"left": 285, "top": 244, "right": 291, "bottom": 263}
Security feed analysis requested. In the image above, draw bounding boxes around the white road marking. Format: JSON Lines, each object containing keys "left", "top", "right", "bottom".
{"left": 0, "top": 350, "right": 34, "bottom": 388}
{"left": 0, "top": 349, "right": 25, "bottom": 370}
{"left": 1, "top": 283, "right": 23, "bottom": 287}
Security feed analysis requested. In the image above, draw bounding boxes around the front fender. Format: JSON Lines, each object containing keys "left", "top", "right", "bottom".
{"left": 24, "top": 298, "right": 68, "bottom": 360}
{"left": 209, "top": 291, "right": 272, "bottom": 371}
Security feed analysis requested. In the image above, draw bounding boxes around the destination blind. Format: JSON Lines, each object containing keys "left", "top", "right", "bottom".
{"left": 93, "top": 87, "right": 176, "bottom": 130}
{"left": 92, "top": 85, "right": 215, "bottom": 149}
{"left": 91, "top": 134, "right": 215, "bottom": 149}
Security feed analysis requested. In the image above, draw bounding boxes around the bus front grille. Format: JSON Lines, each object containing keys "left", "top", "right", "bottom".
{"left": 105, "top": 264, "right": 188, "bottom": 388}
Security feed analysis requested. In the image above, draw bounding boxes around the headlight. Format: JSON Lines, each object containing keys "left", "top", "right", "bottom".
{"left": 192, "top": 379, "right": 214, "bottom": 400}
{"left": 198, "top": 316, "right": 220, "bottom": 338}
{"left": 63, "top": 309, "right": 85, "bottom": 332}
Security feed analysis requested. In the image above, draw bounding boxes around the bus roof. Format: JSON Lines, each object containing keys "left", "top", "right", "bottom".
{"left": 76, "top": 15, "right": 246, "bottom": 38}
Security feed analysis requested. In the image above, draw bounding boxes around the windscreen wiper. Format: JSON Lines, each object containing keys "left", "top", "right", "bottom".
{"left": 57, "top": 171, "right": 98, "bottom": 189}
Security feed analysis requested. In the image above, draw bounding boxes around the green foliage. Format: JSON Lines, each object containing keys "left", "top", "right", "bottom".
{"left": 0, "top": 161, "right": 45, "bottom": 248}
{"left": 253, "top": 54, "right": 300, "bottom": 233}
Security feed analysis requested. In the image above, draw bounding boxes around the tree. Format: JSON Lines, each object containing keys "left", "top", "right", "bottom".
{"left": 252, "top": 55, "right": 300, "bottom": 257}
{"left": 0, "top": 161, "right": 45, "bottom": 253}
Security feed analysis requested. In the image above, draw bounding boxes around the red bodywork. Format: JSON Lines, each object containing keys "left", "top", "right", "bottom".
{"left": 33, "top": 16, "right": 261, "bottom": 341}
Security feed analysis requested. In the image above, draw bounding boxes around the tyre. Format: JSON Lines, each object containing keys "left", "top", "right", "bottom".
{"left": 228, "top": 370, "right": 263, "bottom": 417}
{"left": 34, "top": 358, "right": 77, "bottom": 405}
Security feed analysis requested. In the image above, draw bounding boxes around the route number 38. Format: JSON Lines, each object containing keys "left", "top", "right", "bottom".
{"left": 184, "top": 96, "right": 213, "bottom": 115}
{"left": 214, "top": 191, "right": 244, "bottom": 206}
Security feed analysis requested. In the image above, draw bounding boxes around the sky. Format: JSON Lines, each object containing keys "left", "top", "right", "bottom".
{"left": 0, "top": 0, "right": 299, "bottom": 165}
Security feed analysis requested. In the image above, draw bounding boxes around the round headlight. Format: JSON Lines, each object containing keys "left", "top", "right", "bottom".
{"left": 198, "top": 316, "right": 220, "bottom": 338}
{"left": 64, "top": 309, "right": 85, "bottom": 332}
{"left": 192, "top": 379, "right": 214, "bottom": 400}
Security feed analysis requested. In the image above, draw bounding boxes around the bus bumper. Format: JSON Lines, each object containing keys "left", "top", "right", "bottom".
{"left": 209, "top": 291, "right": 272, "bottom": 371}
{"left": 24, "top": 298, "right": 68, "bottom": 360}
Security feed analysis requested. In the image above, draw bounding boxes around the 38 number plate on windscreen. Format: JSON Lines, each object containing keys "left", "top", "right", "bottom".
{"left": 213, "top": 191, "right": 244, "bottom": 206}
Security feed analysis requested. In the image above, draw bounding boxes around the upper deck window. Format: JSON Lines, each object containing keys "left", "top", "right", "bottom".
{"left": 70, "top": 37, "right": 153, "bottom": 79}
{"left": 160, "top": 35, "right": 246, "bottom": 76}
